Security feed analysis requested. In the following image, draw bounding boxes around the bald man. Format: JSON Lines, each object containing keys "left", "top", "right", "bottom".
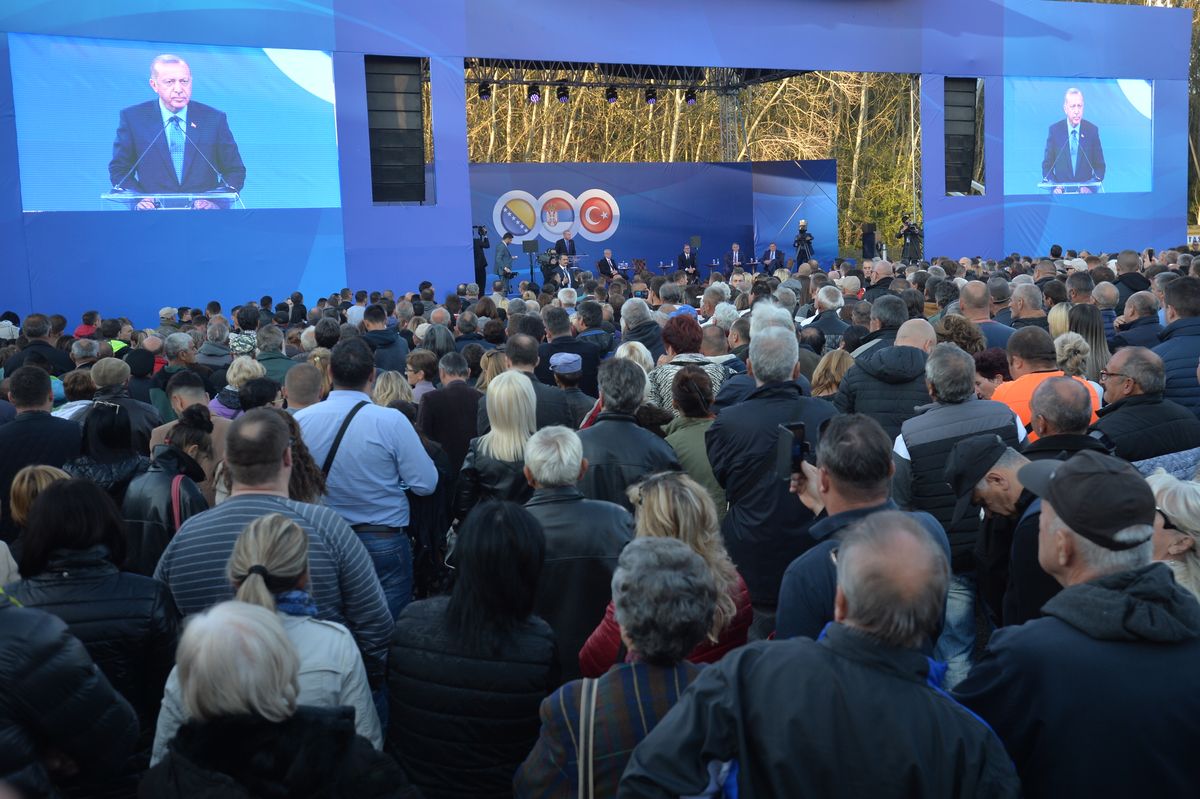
{"left": 959, "top": 280, "right": 1016, "bottom": 349}
{"left": 833, "top": 318, "right": 935, "bottom": 438}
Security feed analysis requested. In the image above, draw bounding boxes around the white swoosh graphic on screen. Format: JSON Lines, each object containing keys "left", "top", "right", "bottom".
{"left": 263, "top": 48, "right": 336, "bottom": 105}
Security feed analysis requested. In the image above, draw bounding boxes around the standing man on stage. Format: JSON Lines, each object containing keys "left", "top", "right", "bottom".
{"left": 761, "top": 242, "right": 785, "bottom": 273}
{"left": 596, "top": 249, "right": 618, "bottom": 281}
{"left": 677, "top": 243, "right": 699, "bottom": 279}
{"left": 494, "top": 232, "right": 516, "bottom": 294}
{"left": 555, "top": 230, "right": 578, "bottom": 260}
{"left": 793, "top": 220, "right": 815, "bottom": 267}
{"left": 723, "top": 243, "right": 745, "bottom": 277}
{"left": 1041, "top": 87, "right": 1106, "bottom": 193}
{"left": 897, "top": 214, "right": 923, "bottom": 263}
{"left": 109, "top": 54, "right": 246, "bottom": 209}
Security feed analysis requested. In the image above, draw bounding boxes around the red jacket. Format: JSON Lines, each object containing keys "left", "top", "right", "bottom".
{"left": 579, "top": 571, "right": 752, "bottom": 677}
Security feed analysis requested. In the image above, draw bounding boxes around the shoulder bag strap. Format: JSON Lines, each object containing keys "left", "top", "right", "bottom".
{"left": 170, "top": 473, "right": 185, "bottom": 530}
{"left": 576, "top": 678, "right": 597, "bottom": 799}
{"left": 321, "top": 401, "right": 369, "bottom": 477}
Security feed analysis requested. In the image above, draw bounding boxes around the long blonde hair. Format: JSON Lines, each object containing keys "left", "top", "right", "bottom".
{"left": 810, "top": 349, "right": 854, "bottom": 397}
{"left": 1047, "top": 302, "right": 1073, "bottom": 339}
{"left": 372, "top": 370, "right": 413, "bottom": 406}
{"left": 627, "top": 472, "right": 739, "bottom": 641}
{"left": 479, "top": 371, "right": 536, "bottom": 462}
{"left": 475, "top": 349, "right": 507, "bottom": 393}
{"left": 227, "top": 514, "right": 309, "bottom": 610}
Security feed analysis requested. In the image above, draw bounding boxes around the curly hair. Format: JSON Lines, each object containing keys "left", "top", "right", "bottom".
{"left": 934, "top": 314, "right": 986, "bottom": 354}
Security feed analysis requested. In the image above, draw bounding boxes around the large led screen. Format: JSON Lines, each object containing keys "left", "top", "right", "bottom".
{"left": 8, "top": 33, "right": 341, "bottom": 211}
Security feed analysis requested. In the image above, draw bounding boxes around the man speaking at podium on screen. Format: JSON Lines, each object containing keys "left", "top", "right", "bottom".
{"left": 108, "top": 54, "right": 246, "bottom": 209}
{"left": 1041, "top": 87, "right": 1105, "bottom": 194}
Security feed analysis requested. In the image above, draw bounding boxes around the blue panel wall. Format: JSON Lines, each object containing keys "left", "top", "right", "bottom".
{"left": 0, "top": 0, "right": 1190, "bottom": 324}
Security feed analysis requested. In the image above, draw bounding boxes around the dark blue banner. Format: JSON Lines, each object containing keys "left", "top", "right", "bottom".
{"left": 469, "top": 160, "right": 837, "bottom": 277}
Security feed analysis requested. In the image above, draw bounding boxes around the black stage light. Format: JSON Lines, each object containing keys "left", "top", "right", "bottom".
{"left": 478, "top": 82, "right": 492, "bottom": 101}
{"left": 527, "top": 84, "right": 541, "bottom": 103}
{"left": 556, "top": 85, "right": 569, "bottom": 103}
{"left": 605, "top": 86, "right": 618, "bottom": 103}
{"left": 645, "top": 88, "right": 657, "bottom": 105}
{"left": 685, "top": 88, "right": 697, "bottom": 105}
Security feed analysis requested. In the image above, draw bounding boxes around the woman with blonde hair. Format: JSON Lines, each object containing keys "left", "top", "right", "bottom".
{"left": 306, "top": 347, "right": 333, "bottom": 400}
{"left": 809, "top": 349, "right": 855, "bottom": 399}
{"left": 474, "top": 348, "right": 507, "bottom": 393}
{"left": 578, "top": 471, "right": 752, "bottom": 676}
{"left": 9, "top": 464, "right": 69, "bottom": 535}
{"left": 1047, "top": 301, "right": 1073, "bottom": 339}
{"left": 615, "top": 340, "right": 655, "bottom": 375}
{"left": 152, "top": 513, "right": 382, "bottom": 765}
{"left": 208, "top": 355, "right": 267, "bottom": 419}
{"left": 1146, "top": 470, "right": 1200, "bottom": 601}
{"left": 372, "top": 370, "right": 413, "bottom": 406}
{"left": 1067, "top": 303, "right": 1111, "bottom": 381}
{"left": 453, "top": 370, "right": 536, "bottom": 520}
{"left": 1055, "top": 331, "right": 1103, "bottom": 399}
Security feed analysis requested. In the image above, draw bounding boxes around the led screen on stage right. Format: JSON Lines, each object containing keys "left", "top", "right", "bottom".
{"left": 1002, "top": 77, "right": 1153, "bottom": 196}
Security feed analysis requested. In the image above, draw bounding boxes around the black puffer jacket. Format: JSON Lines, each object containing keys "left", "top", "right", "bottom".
{"left": 140, "top": 706, "right": 416, "bottom": 799}
{"left": 120, "top": 447, "right": 208, "bottom": 576}
{"left": 623, "top": 320, "right": 666, "bottom": 363}
{"left": 453, "top": 438, "right": 532, "bottom": 521}
{"left": 1113, "top": 271, "right": 1151, "bottom": 315}
{"left": 4, "top": 547, "right": 179, "bottom": 762}
{"left": 1090, "top": 392, "right": 1200, "bottom": 462}
{"left": 0, "top": 596, "right": 139, "bottom": 799}
{"left": 832, "top": 345, "right": 930, "bottom": 438}
{"left": 63, "top": 455, "right": 150, "bottom": 507}
{"left": 387, "top": 596, "right": 558, "bottom": 799}
{"left": 577, "top": 412, "right": 681, "bottom": 511}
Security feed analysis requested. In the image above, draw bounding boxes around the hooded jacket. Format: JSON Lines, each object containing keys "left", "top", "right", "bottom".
{"left": 1113, "top": 270, "right": 1151, "bottom": 315}
{"left": 194, "top": 341, "right": 232, "bottom": 369}
{"left": 623, "top": 320, "right": 666, "bottom": 363}
{"left": 955, "top": 563, "right": 1200, "bottom": 799}
{"left": 362, "top": 327, "right": 410, "bottom": 373}
{"left": 1153, "top": 316, "right": 1200, "bottom": 418}
{"left": 832, "top": 345, "right": 931, "bottom": 438}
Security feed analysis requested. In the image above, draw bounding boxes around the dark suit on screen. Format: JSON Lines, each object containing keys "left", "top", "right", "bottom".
{"left": 108, "top": 100, "right": 246, "bottom": 195}
{"left": 1041, "top": 119, "right": 1106, "bottom": 184}
{"left": 555, "top": 238, "right": 577, "bottom": 258}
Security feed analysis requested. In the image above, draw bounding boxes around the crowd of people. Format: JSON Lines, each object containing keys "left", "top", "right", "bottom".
{"left": 1, "top": 243, "right": 1200, "bottom": 797}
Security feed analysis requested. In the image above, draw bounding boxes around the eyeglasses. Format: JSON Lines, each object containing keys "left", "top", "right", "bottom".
{"left": 1098, "top": 370, "right": 1130, "bottom": 383}
{"left": 1158, "top": 507, "right": 1179, "bottom": 532}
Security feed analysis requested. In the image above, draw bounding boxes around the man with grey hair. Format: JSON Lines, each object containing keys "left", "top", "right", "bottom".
{"left": 803, "top": 285, "right": 848, "bottom": 352}
{"left": 523, "top": 425, "right": 633, "bottom": 682}
{"left": 851, "top": 294, "right": 907, "bottom": 358}
{"left": 577, "top": 359, "right": 679, "bottom": 510}
{"left": 988, "top": 276, "right": 1014, "bottom": 326}
{"left": 148, "top": 331, "right": 213, "bottom": 419}
{"left": 254, "top": 323, "right": 295, "bottom": 385}
{"left": 90, "top": 357, "right": 163, "bottom": 453}
{"left": 1109, "top": 290, "right": 1162, "bottom": 349}
{"left": 620, "top": 297, "right": 665, "bottom": 362}
{"left": 1020, "top": 377, "right": 1111, "bottom": 462}
{"left": 956, "top": 451, "right": 1200, "bottom": 799}
{"left": 556, "top": 287, "right": 578, "bottom": 314}
{"left": 416, "top": 351, "right": 480, "bottom": 472}
{"left": 1089, "top": 346, "right": 1200, "bottom": 463}
{"left": 1009, "top": 283, "right": 1049, "bottom": 330}
{"left": 894, "top": 343, "right": 1025, "bottom": 687}
{"left": 713, "top": 302, "right": 813, "bottom": 409}
{"left": 862, "top": 259, "right": 896, "bottom": 303}
{"left": 706, "top": 325, "right": 835, "bottom": 637}
{"left": 1091, "top": 281, "right": 1119, "bottom": 339}
{"left": 708, "top": 302, "right": 740, "bottom": 332}
{"left": 70, "top": 338, "right": 100, "bottom": 370}
{"left": 197, "top": 318, "right": 232, "bottom": 368}
{"left": 622, "top": 510, "right": 1019, "bottom": 797}
{"left": 108, "top": 54, "right": 246, "bottom": 206}
{"left": 428, "top": 306, "right": 452, "bottom": 328}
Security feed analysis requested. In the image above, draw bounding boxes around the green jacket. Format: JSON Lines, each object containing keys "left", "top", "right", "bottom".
{"left": 664, "top": 415, "right": 727, "bottom": 523}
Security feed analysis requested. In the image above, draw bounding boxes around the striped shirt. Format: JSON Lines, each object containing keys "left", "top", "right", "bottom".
{"left": 153, "top": 493, "right": 392, "bottom": 682}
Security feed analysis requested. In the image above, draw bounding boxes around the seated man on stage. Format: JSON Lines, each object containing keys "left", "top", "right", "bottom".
{"left": 677, "top": 244, "right": 699, "bottom": 282}
{"left": 722, "top": 243, "right": 746, "bottom": 276}
{"left": 1041, "top": 87, "right": 1106, "bottom": 194}
{"left": 108, "top": 54, "right": 246, "bottom": 209}
{"left": 596, "top": 249, "right": 620, "bottom": 281}
{"left": 761, "top": 242, "right": 785, "bottom": 272}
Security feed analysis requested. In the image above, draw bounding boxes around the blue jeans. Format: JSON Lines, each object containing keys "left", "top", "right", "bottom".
{"left": 357, "top": 531, "right": 414, "bottom": 621}
{"left": 934, "top": 573, "right": 983, "bottom": 690}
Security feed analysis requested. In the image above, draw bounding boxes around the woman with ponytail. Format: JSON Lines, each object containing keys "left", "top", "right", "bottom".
{"left": 152, "top": 513, "right": 382, "bottom": 765}
{"left": 121, "top": 404, "right": 211, "bottom": 575}
{"left": 663, "top": 367, "right": 727, "bottom": 522}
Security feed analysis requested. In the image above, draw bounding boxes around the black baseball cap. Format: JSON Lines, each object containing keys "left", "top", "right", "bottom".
{"left": 1017, "top": 450, "right": 1155, "bottom": 551}
{"left": 944, "top": 434, "right": 1009, "bottom": 527}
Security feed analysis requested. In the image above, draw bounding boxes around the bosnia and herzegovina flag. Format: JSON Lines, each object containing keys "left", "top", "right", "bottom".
{"left": 501, "top": 197, "right": 536, "bottom": 236}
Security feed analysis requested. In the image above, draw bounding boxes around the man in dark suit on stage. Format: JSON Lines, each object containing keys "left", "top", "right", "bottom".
{"left": 1041, "top": 87, "right": 1106, "bottom": 194}
{"left": 677, "top": 244, "right": 699, "bottom": 281}
{"left": 722, "top": 243, "right": 746, "bottom": 277}
{"left": 761, "top": 242, "right": 785, "bottom": 272}
{"left": 109, "top": 54, "right": 246, "bottom": 209}
{"left": 554, "top": 230, "right": 578, "bottom": 259}
{"left": 597, "top": 248, "right": 619, "bottom": 281}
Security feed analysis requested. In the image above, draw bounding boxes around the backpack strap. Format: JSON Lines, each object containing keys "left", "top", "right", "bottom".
{"left": 321, "top": 401, "right": 369, "bottom": 477}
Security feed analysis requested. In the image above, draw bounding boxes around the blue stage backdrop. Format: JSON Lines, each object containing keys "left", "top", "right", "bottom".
{"left": 469, "top": 160, "right": 837, "bottom": 278}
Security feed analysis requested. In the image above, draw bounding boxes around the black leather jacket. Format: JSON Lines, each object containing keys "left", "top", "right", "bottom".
{"left": 121, "top": 446, "right": 209, "bottom": 576}
{"left": 577, "top": 412, "right": 681, "bottom": 510}
{"left": 91, "top": 385, "right": 163, "bottom": 454}
{"left": 63, "top": 454, "right": 150, "bottom": 506}
{"left": 453, "top": 438, "right": 533, "bottom": 521}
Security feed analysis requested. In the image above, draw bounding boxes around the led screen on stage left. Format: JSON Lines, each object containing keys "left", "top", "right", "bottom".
{"left": 7, "top": 33, "right": 341, "bottom": 211}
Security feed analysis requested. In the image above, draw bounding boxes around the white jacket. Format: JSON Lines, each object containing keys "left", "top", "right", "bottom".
{"left": 151, "top": 612, "right": 382, "bottom": 764}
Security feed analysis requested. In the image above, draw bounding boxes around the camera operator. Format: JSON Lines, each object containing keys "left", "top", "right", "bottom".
{"left": 793, "top": 219, "right": 815, "bottom": 267}
{"left": 897, "top": 214, "right": 923, "bottom": 264}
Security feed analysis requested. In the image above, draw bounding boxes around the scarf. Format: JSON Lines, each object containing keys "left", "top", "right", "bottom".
{"left": 275, "top": 590, "right": 318, "bottom": 618}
